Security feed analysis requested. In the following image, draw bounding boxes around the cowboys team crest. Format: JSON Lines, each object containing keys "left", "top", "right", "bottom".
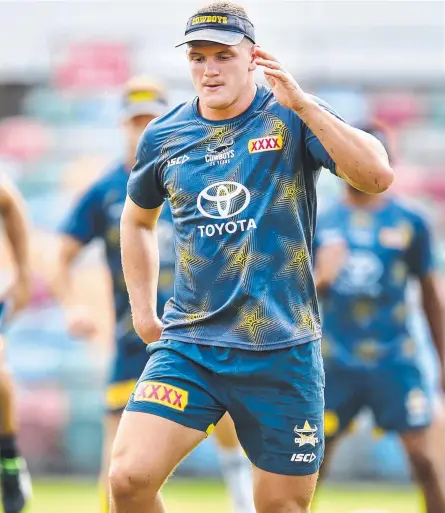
{"left": 294, "top": 421, "right": 319, "bottom": 447}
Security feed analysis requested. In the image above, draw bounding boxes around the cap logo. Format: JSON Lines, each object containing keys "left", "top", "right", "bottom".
{"left": 177, "top": 12, "right": 256, "bottom": 47}
{"left": 191, "top": 15, "right": 228, "bottom": 25}
{"left": 128, "top": 91, "right": 158, "bottom": 103}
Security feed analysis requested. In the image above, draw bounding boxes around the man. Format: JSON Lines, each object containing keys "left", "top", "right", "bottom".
{"left": 110, "top": 3, "right": 393, "bottom": 512}
{"left": 314, "top": 122, "right": 445, "bottom": 513}
{"left": 0, "top": 175, "right": 33, "bottom": 513}
{"left": 53, "top": 76, "right": 254, "bottom": 513}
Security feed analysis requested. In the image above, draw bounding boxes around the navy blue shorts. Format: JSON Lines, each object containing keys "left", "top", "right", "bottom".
{"left": 106, "top": 335, "right": 149, "bottom": 414}
{"left": 324, "top": 360, "right": 432, "bottom": 438}
{"left": 126, "top": 339, "right": 325, "bottom": 476}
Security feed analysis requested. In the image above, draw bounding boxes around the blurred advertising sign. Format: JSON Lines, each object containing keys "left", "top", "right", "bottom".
{"left": 53, "top": 41, "right": 131, "bottom": 91}
{"left": 0, "top": 117, "right": 52, "bottom": 161}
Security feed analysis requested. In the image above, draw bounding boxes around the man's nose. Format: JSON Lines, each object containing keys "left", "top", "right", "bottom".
{"left": 204, "top": 60, "right": 220, "bottom": 77}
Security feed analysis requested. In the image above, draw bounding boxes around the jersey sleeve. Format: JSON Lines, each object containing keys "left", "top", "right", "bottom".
{"left": 302, "top": 96, "right": 347, "bottom": 176}
{"left": 60, "top": 184, "right": 105, "bottom": 244}
{"left": 127, "top": 124, "right": 167, "bottom": 209}
{"left": 406, "top": 214, "right": 434, "bottom": 277}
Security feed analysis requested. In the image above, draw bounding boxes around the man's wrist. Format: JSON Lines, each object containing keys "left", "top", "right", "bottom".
{"left": 291, "top": 94, "right": 316, "bottom": 117}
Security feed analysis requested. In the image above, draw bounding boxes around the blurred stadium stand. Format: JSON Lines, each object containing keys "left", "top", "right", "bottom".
{"left": 0, "top": 0, "right": 443, "bottom": 480}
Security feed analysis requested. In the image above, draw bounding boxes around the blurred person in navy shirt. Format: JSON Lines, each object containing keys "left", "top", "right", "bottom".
{"left": 53, "top": 76, "right": 174, "bottom": 513}
{"left": 315, "top": 121, "right": 445, "bottom": 512}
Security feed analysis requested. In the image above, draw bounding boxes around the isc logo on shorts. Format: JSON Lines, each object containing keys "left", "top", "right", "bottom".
{"left": 133, "top": 381, "right": 189, "bottom": 411}
{"left": 291, "top": 453, "right": 316, "bottom": 463}
{"left": 248, "top": 135, "right": 283, "bottom": 154}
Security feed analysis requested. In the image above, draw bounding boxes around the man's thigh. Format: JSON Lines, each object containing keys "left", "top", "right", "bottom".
{"left": 126, "top": 340, "right": 226, "bottom": 434}
{"left": 228, "top": 340, "right": 325, "bottom": 476}
{"left": 111, "top": 411, "right": 207, "bottom": 489}
{"left": 112, "top": 340, "right": 230, "bottom": 486}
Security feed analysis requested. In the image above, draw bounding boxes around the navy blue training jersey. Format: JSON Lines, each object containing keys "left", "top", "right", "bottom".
{"left": 316, "top": 197, "right": 434, "bottom": 367}
{"left": 62, "top": 163, "right": 175, "bottom": 341}
{"left": 128, "top": 85, "right": 343, "bottom": 351}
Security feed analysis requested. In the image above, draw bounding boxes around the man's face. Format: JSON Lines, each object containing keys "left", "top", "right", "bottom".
{"left": 187, "top": 41, "right": 255, "bottom": 111}
{"left": 124, "top": 114, "right": 157, "bottom": 163}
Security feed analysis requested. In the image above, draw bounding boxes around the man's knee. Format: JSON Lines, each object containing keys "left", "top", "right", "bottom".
{"left": 109, "top": 457, "right": 160, "bottom": 501}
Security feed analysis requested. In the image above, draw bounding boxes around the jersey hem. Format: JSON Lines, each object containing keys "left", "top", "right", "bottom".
{"left": 159, "top": 331, "right": 322, "bottom": 351}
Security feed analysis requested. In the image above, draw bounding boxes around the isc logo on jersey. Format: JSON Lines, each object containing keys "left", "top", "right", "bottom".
{"left": 197, "top": 181, "right": 257, "bottom": 238}
{"left": 167, "top": 155, "right": 189, "bottom": 167}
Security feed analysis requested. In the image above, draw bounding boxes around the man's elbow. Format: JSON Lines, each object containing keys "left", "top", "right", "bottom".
{"left": 358, "top": 162, "right": 394, "bottom": 194}
{"left": 370, "top": 163, "right": 394, "bottom": 193}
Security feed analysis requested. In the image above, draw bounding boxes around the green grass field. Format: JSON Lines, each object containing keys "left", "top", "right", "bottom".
{"left": 30, "top": 478, "right": 421, "bottom": 513}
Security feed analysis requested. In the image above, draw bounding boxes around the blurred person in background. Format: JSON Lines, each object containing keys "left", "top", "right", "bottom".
{"left": 52, "top": 76, "right": 172, "bottom": 513}
{"left": 110, "top": 1, "right": 393, "bottom": 512}
{"left": 52, "top": 76, "right": 254, "bottom": 513}
{"left": 314, "top": 121, "right": 445, "bottom": 513}
{"left": 0, "top": 174, "right": 33, "bottom": 513}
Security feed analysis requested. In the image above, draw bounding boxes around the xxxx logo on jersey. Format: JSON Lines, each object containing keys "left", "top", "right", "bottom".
{"left": 248, "top": 135, "right": 283, "bottom": 154}
{"left": 133, "top": 381, "right": 189, "bottom": 411}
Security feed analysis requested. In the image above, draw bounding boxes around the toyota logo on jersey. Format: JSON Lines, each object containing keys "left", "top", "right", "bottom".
{"left": 197, "top": 181, "right": 250, "bottom": 220}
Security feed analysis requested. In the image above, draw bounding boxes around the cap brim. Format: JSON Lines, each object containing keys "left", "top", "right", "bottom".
{"left": 175, "top": 29, "right": 244, "bottom": 47}
{"left": 124, "top": 101, "right": 166, "bottom": 120}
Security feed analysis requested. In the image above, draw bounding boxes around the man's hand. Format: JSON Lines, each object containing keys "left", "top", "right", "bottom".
{"left": 315, "top": 240, "right": 348, "bottom": 292}
{"left": 66, "top": 305, "right": 98, "bottom": 339}
{"left": 133, "top": 312, "right": 163, "bottom": 344}
{"left": 253, "top": 47, "right": 310, "bottom": 113}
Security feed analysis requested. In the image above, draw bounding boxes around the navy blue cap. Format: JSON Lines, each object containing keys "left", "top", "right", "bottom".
{"left": 176, "top": 12, "right": 255, "bottom": 47}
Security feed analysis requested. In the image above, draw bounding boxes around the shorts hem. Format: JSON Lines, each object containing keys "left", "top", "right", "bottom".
{"left": 125, "top": 403, "right": 210, "bottom": 434}
{"left": 248, "top": 456, "right": 322, "bottom": 477}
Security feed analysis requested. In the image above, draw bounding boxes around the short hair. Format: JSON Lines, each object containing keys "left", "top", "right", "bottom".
{"left": 194, "top": 2, "right": 250, "bottom": 21}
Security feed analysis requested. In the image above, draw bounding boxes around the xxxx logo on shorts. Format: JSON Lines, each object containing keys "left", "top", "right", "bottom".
{"left": 248, "top": 135, "right": 283, "bottom": 154}
{"left": 133, "top": 381, "right": 189, "bottom": 411}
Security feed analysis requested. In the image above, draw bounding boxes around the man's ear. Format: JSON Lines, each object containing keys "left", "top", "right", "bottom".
{"left": 249, "top": 44, "right": 259, "bottom": 72}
